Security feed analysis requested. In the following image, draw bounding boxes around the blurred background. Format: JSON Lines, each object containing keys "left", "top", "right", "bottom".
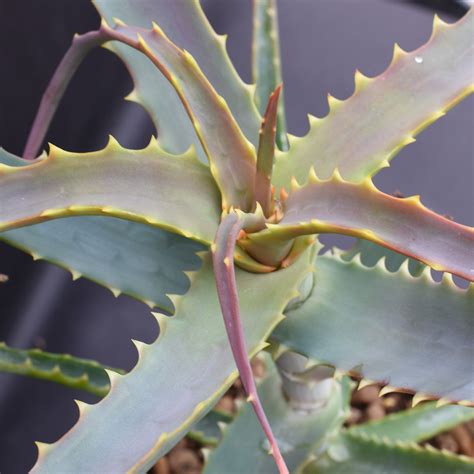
{"left": 0, "top": 0, "right": 472, "bottom": 471}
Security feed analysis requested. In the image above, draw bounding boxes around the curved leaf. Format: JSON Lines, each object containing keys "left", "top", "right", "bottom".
{"left": 273, "top": 11, "right": 474, "bottom": 190}
{"left": 93, "top": 0, "right": 261, "bottom": 155}
{"left": 253, "top": 173, "right": 474, "bottom": 280}
{"left": 272, "top": 251, "right": 474, "bottom": 402}
{"left": 0, "top": 149, "right": 205, "bottom": 313}
{"left": 348, "top": 401, "right": 474, "bottom": 443}
{"left": 301, "top": 432, "right": 474, "bottom": 474}
{"left": 0, "top": 342, "right": 123, "bottom": 397}
{"left": 0, "top": 138, "right": 220, "bottom": 243}
{"left": 32, "top": 251, "right": 313, "bottom": 472}
{"left": 253, "top": 0, "right": 288, "bottom": 150}
{"left": 211, "top": 211, "right": 288, "bottom": 472}
{"left": 101, "top": 21, "right": 257, "bottom": 211}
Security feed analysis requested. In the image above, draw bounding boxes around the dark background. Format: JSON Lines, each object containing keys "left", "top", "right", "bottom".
{"left": 0, "top": 1, "right": 472, "bottom": 472}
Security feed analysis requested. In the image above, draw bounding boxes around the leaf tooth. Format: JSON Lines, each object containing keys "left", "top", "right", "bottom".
{"left": 201, "top": 447, "right": 212, "bottom": 462}
{"left": 412, "top": 392, "right": 435, "bottom": 407}
{"left": 378, "top": 385, "right": 401, "bottom": 397}
{"left": 124, "top": 88, "right": 140, "bottom": 103}
{"left": 47, "top": 142, "right": 65, "bottom": 159}
{"left": 73, "top": 398, "right": 91, "bottom": 417}
{"left": 353, "top": 68, "right": 373, "bottom": 93}
{"left": 290, "top": 176, "right": 302, "bottom": 191}
{"left": 432, "top": 13, "right": 448, "bottom": 36}
{"left": 403, "top": 194, "right": 421, "bottom": 206}
{"left": 436, "top": 397, "right": 452, "bottom": 408}
{"left": 107, "top": 287, "right": 120, "bottom": 298}
{"left": 70, "top": 269, "right": 82, "bottom": 281}
{"left": 358, "top": 378, "right": 377, "bottom": 390}
{"left": 307, "top": 113, "right": 321, "bottom": 126}
{"left": 106, "top": 134, "right": 122, "bottom": 151}
{"left": 330, "top": 168, "right": 345, "bottom": 183}
{"left": 151, "top": 21, "right": 168, "bottom": 39}
{"left": 111, "top": 16, "right": 126, "bottom": 27}
{"left": 217, "top": 421, "right": 229, "bottom": 435}
{"left": 389, "top": 42, "right": 407, "bottom": 69}
{"left": 31, "top": 252, "right": 42, "bottom": 261}
{"left": 362, "top": 176, "right": 378, "bottom": 192}
{"left": 131, "top": 339, "right": 148, "bottom": 357}
{"left": 40, "top": 208, "right": 63, "bottom": 218}
{"left": 307, "top": 166, "right": 320, "bottom": 184}
{"left": 327, "top": 92, "right": 344, "bottom": 112}
{"left": 35, "top": 441, "right": 52, "bottom": 458}
{"left": 104, "top": 368, "right": 122, "bottom": 389}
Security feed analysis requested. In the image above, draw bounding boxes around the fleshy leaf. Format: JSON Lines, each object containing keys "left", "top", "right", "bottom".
{"left": 256, "top": 85, "right": 282, "bottom": 216}
{"left": 272, "top": 250, "right": 474, "bottom": 402}
{"left": 93, "top": 0, "right": 261, "bottom": 156}
{"left": 0, "top": 342, "right": 123, "bottom": 397}
{"left": 301, "top": 432, "right": 474, "bottom": 473}
{"left": 205, "top": 357, "right": 351, "bottom": 474}
{"left": 0, "top": 138, "right": 220, "bottom": 243}
{"left": 101, "top": 21, "right": 257, "bottom": 211}
{"left": 348, "top": 401, "right": 474, "bottom": 443}
{"left": 212, "top": 211, "right": 288, "bottom": 473}
{"left": 253, "top": 173, "right": 474, "bottom": 280}
{"left": 273, "top": 11, "right": 474, "bottom": 189}
{"left": 0, "top": 149, "right": 204, "bottom": 313}
{"left": 32, "top": 251, "right": 313, "bottom": 472}
{"left": 253, "top": 0, "right": 288, "bottom": 150}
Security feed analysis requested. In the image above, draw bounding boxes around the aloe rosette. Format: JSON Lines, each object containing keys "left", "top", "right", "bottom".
{"left": 0, "top": 1, "right": 473, "bottom": 472}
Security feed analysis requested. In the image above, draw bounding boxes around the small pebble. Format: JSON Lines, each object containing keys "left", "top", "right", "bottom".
{"left": 451, "top": 425, "right": 474, "bottom": 456}
{"left": 168, "top": 448, "right": 202, "bottom": 474}
{"left": 366, "top": 401, "right": 386, "bottom": 420}
{"left": 435, "top": 433, "right": 459, "bottom": 453}
{"left": 215, "top": 395, "right": 235, "bottom": 413}
{"left": 352, "top": 385, "right": 380, "bottom": 405}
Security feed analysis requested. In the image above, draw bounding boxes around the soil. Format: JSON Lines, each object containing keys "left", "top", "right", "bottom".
{"left": 151, "top": 360, "right": 474, "bottom": 474}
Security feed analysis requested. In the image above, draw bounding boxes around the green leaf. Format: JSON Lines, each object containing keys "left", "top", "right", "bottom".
{"left": 204, "top": 358, "right": 352, "bottom": 474}
{"left": 348, "top": 401, "right": 474, "bottom": 444}
{"left": 300, "top": 432, "right": 474, "bottom": 474}
{"left": 0, "top": 342, "right": 123, "bottom": 397}
{"left": 94, "top": 0, "right": 261, "bottom": 162}
{"left": 0, "top": 150, "right": 205, "bottom": 313}
{"left": 253, "top": 0, "right": 289, "bottom": 150}
{"left": 32, "top": 250, "right": 314, "bottom": 472}
{"left": 251, "top": 174, "right": 474, "bottom": 280}
{"left": 101, "top": 22, "right": 256, "bottom": 211}
{"left": 187, "top": 409, "right": 233, "bottom": 447}
{"left": 341, "top": 238, "right": 425, "bottom": 277}
{"left": 272, "top": 251, "right": 474, "bottom": 402}
{"left": 0, "top": 138, "right": 220, "bottom": 243}
{"left": 273, "top": 12, "right": 474, "bottom": 190}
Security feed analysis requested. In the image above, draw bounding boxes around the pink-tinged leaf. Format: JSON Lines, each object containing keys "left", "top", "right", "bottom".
{"left": 273, "top": 11, "right": 474, "bottom": 190}
{"left": 212, "top": 211, "right": 289, "bottom": 474}
{"left": 0, "top": 138, "right": 220, "bottom": 244}
{"left": 23, "top": 20, "right": 257, "bottom": 211}
{"left": 104, "top": 21, "right": 256, "bottom": 211}
{"left": 251, "top": 172, "right": 474, "bottom": 280}
{"left": 255, "top": 85, "right": 282, "bottom": 217}
{"left": 93, "top": 0, "right": 261, "bottom": 155}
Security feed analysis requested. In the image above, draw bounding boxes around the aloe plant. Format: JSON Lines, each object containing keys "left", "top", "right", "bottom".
{"left": 1, "top": 1, "right": 473, "bottom": 472}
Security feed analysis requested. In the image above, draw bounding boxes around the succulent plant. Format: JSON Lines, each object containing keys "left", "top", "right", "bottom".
{"left": 1, "top": 1, "right": 473, "bottom": 472}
